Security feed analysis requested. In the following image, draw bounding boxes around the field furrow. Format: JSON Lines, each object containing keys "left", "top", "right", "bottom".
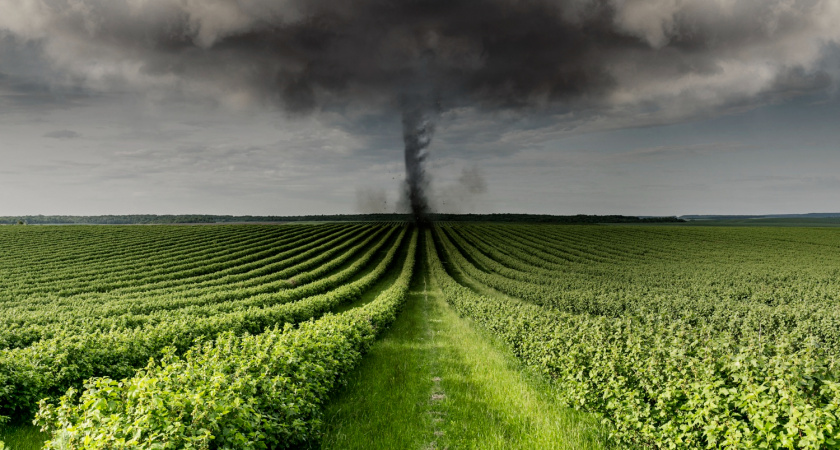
{"left": 3, "top": 222, "right": 840, "bottom": 449}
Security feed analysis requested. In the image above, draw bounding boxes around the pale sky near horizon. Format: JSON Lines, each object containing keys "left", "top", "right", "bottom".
{"left": 2, "top": 0, "right": 839, "bottom": 217}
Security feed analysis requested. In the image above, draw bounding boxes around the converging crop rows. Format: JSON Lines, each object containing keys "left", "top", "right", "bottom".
{"left": 430, "top": 224, "right": 840, "bottom": 448}
{"left": 1, "top": 223, "right": 839, "bottom": 448}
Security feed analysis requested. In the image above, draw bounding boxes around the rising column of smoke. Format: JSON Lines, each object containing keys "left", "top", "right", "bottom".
{"left": 400, "top": 44, "right": 439, "bottom": 224}
{"left": 402, "top": 100, "right": 436, "bottom": 223}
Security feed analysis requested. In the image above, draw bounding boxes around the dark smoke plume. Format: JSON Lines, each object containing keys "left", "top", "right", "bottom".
{"left": 401, "top": 95, "right": 438, "bottom": 223}
{"left": 3, "top": 0, "right": 838, "bottom": 220}
{"left": 3, "top": 1, "right": 836, "bottom": 119}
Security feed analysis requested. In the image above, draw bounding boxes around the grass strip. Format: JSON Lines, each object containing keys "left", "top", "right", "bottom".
{"left": 0, "top": 424, "right": 48, "bottom": 450}
{"left": 317, "top": 233, "right": 607, "bottom": 449}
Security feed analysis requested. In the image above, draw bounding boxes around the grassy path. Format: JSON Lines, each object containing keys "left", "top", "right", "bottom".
{"left": 0, "top": 425, "right": 46, "bottom": 450}
{"left": 316, "top": 243, "right": 607, "bottom": 449}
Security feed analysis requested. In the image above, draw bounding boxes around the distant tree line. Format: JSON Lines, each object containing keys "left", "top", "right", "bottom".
{"left": 0, "top": 214, "right": 395, "bottom": 224}
{"left": 0, "top": 214, "right": 684, "bottom": 225}
{"left": 427, "top": 214, "right": 684, "bottom": 223}
{"left": 681, "top": 213, "right": 840, "bottom": 220}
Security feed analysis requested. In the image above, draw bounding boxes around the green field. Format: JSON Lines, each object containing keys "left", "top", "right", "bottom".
{"left": 1, "top": 223, "right": 839, "bottom": 449}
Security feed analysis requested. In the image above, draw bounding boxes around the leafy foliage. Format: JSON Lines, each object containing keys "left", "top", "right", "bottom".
{"left": 0, "top": 224, "right": 404, "bottom": 421}
{"left": 35, "top": 231, "right": 417, "bottom": 449}
{"left": 431, "top": 225, "right": 840, "bottom": 449}
{"left": 7, "top": 222, "right": 840, "bottom": 448}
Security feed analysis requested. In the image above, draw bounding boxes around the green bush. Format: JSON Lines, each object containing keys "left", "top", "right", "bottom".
{"left": 35, "top": 231, "right": 417, "bottom": 449}
{"left": 428, "top": 228, "right": 840, "bottom": 449}
{"left": 0, "top": 226, "right": 402, "bottom": 420}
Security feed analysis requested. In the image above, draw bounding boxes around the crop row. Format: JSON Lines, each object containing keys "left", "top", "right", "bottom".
{"left": 0, "top": 225, "right": 283, "bottom": 288}
{"left": 0, "top": 225, "right": 379, "bottom": 337}
{"left": 0, "top": 226, "right": 386, "bottom": 350}
{"left": 0, "top": 224, "right": 353, "bottom": 317}
{"left": 437, "top": 225, "right": 840, "bottom": 356}
{"left": 428, "top": 228, "right": 840, "bottom": 449}
{"left": 16, "top": 225, "right": 342, "bottom": 297}
{"left": 78, "top": 224, "right": 361, "bottom": 298}
{"left": 0, "top": 224, "right": 346, "bottom": 299}
{"left": 34, "top": 229, "right": 418, "bottom": 449}
{"left": 0, "top": 224, "right": 406, "bottom": 421}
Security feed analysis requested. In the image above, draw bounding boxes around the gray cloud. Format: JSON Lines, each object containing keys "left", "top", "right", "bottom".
{"left": 1, "top": 0, "right": 838, "bottom": 127}
{"left": 3, "top": 0, "right": 840, "bottom": 218}
{"left": 355, "top": 186, "right": 392, "bottom": 214}
{"left": 434, "top": 165, "right": 489, "bottom": 213}
{"left": 605, "top": 142, "right": 753, "bottom": 164}
{"left": 43, "top": 129, "right": 80, "bottom": 139}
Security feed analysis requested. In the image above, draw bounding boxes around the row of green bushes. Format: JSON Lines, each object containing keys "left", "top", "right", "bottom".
{"left": 0, "top": 226, "right": 382, "bottom": 350}
{"left": 0, "top": 224, "right": 308, "bottom": 289}
{"left": 34, "top": 230, "right": 417, "bottom": 449}
{"left": 0, "top": 226, "right": 377, "bottom": 350}
{"left": 428, "top": 229, "right": 840, "bottom": 449}
{"left": 4, "top": 223, "right": 352, "bottom": 299}
{"left": 440, "top": 225, "right": 840, "bottom": 357}
{"left": 0, "top": 227, "right": 405, "bottom": 421}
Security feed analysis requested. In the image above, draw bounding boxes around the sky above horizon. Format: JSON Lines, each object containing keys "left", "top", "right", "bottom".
{"left": 2, "top": 0, "right": 839, "bottom": 217}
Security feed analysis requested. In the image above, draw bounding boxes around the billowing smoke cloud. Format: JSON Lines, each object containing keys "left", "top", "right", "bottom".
{"left": 2, "top": 0, "right": 839, "bottom": 218}
{"left": 355, "top": 186, "right": 390, "bottom": 214}
{"left": 435, "top": 165, "right": 489, "bottom": 214}
{"left": 458, "top": 165, "right": 488, "bottom": 196}
{"left": 402, "top": 97, "right": 437, "bottom": 222}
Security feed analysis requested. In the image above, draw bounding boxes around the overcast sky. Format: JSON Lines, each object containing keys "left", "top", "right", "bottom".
{"left": 2, "top": 0, "right": 839, "bottom": 216}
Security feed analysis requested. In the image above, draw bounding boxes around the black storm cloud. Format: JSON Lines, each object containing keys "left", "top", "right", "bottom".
{"left": 2, "top": 0, "right": 837, "bottom": 117}
{"left": 2, "top": 0, "right": 839, "bottom": 217}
